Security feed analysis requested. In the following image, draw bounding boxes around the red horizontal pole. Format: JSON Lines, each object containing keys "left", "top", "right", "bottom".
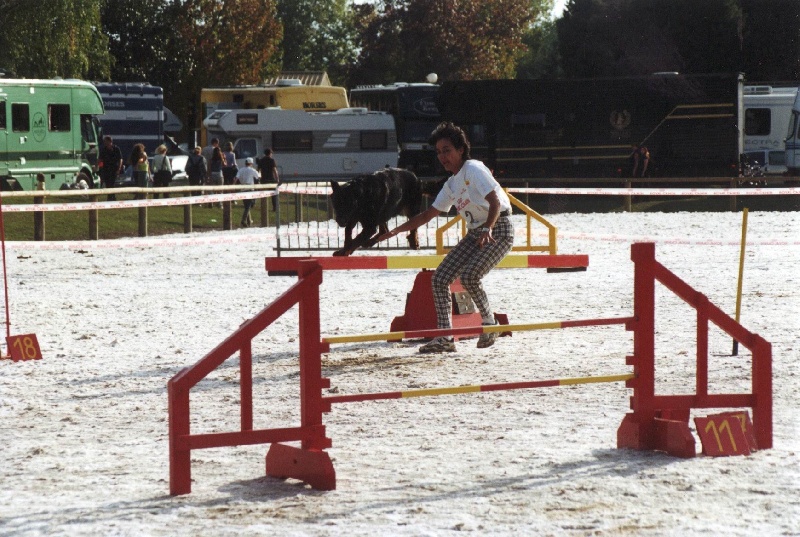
{"left": 182, "top": 426, "right": 309, "bottom": 450}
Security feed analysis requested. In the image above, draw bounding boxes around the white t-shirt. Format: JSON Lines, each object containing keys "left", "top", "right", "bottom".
{"left": 235, "top": 166, "right": 260, "bottom": 185}
{"left": 431, "top": 160, "right": 511, "bottom": 229}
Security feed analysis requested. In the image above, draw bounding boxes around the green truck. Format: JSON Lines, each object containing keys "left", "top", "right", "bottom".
{"left": 0, "top": 78, "right": 104, "bottom": 191}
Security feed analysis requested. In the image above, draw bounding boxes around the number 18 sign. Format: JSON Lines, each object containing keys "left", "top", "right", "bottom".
{"left": 6, "top": 333, "right": 42, "bottom": 362}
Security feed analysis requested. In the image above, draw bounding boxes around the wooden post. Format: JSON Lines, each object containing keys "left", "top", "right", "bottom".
{"left": 259, "top": 197, "right": 268, "bottom": 227}
{"left": 183, "top": 203, "right": 192, "bottom": 234}
{"left": 624, "top": 180, "right": 632, "bottom": 212}
{"left": 88, "top": 195, "right": 99, "bottom": 240}
{"left": 137, "top": 192, "right": 148, "bottom": 237}
{"left": 33, "top": 194, "right": 45, "bottom": 241}
{"left": 223, "top": 200, "right": 232, "bottom": 230}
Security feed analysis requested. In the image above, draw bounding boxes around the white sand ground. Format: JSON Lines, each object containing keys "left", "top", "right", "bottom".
{"left": 0, "top": 210, "right": 798, "bottom": 536}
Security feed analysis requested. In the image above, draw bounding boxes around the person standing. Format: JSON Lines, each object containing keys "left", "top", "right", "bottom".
{"left": 186, "top": 146, "right": 207, "bottom": 195}
{"left": 130, "top": 144, "right": 150, "bottom": 189}
{"left": 631, "top": 144, "right": 650, "bottom": 177}
{"left": 98, "top": 136, "right": 123, "bottom": 200}
{"left": 235, "top": 157, "right": 260, "bottom": 227}
{"left": 207, "top": 146, "right": 225, "bottom": 208}
{"left": 202, "top": 137, "right": 220, "bottom": 184}
{"left": 151, "top": 144, "right": 172, "bottom": 198}
{"left": 374, "top": 122, "right": 514, "bottom": 353}
{"left": 257, "top": 148, "right": 280, "bottom": 210}
{"left": 221, "top": 141, "right": 238, "bottom": 186}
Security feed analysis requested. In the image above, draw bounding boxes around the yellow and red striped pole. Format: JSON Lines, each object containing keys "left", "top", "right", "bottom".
{"left": 325, "top": 373, "right": 635, "bottom": 405}
{"left": 321, "top": 316, "right": 634, "bottom": 346}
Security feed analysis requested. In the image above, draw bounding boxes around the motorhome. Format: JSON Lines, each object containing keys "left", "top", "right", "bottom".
{"left": 203, "top": 107, "right": 398, "bottom": 181}
{"left": 350, "top": 83, "right": 442, "bottom": 176}
{"left": 199, "top": 81, "right": 349, "bottom": 147}
{"left": 743, "top": 85, "right": 797, "bottom": 152}
{"left": 438, "top": 72, "right": 744, "bottom": 179}
{"left": 785, "top": 88, "right": 800, "bottom": 176}
{"left": 0, "top": 78, "right": 104, "bottom": 190}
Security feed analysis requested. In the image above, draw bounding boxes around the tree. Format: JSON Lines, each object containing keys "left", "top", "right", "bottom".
{"left": 556, "top": 0, "right": 743, "bottom": 78}
{"left": 0, "top": 0, "right": 110, "bottom": 80}
{"left": 741, "top": 0, "right": 800, "bottom": 81}
{"left": 276, "top": 0, "right": 360, "bottom": 85}
{"left": 100, "top": 0, "right": 283, "bottom": 142}
{"left": 350, "top": 0, "right": 540, "bottom": 85}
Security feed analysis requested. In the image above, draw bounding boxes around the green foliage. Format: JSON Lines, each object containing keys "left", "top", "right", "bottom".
{"left": 276, "top": 0, "right": 360, "bottom": 86}
{"left": 741, "top": 0, "right": 800, "bottom": 81}
{"left": 349, "top": 0, "right": 544, "bottom": 84}
{"left": 517, "top": 19, "right": 564, "bottom": 79}
{"left": 554, "top": 0, "right": 799, "bottom": 80}
{"left": 0, "top": 0, "right": 110, "bottom": 79}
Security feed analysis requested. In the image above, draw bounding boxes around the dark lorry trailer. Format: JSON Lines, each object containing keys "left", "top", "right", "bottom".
{"left": 437, "top": 72, "right": 744, "bottom": 180}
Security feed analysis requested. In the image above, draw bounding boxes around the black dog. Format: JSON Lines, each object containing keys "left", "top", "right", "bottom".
{"left": 330, "top": 168, "right": 423, "bottom": 256}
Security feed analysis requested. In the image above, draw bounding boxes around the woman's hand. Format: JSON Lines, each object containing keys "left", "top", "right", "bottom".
{"left": 375, "top": 229, "right": 397, "bottom": 243}
{"left": 476, "top": 228, "right": 496, "bottom": 249}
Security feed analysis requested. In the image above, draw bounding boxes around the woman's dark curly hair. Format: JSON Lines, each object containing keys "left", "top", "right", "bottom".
{"left": 428, "top": 121, "right": 471, "bottom": 161}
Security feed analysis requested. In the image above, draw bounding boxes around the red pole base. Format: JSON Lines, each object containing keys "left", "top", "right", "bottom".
{"left": 265, "top": 443, "right": 336, "bottom": 491}
{"left": 617, "top": 413, "right": 697, "bottom": 458}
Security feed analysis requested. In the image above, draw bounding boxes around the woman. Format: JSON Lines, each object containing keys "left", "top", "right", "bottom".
{"left": 221, "top": 141, "right": 238, "bottom": 186}
{"left": 207, "top": 146, "right": 225, "bottom": 208}
{"left": 129, "top": 143, "right": 150, "bottom": 189}
{"left": 151, "top": 144, "right": 172, "bottom": 198}
{"left": 375, "top": 122, "right": 514, "bottom": 353}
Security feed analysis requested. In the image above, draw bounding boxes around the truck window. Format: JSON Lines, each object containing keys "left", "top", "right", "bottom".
{"left": 0, "top": 100, "right": 5, "bottom": 129}
{"left": 11, "top": 103, "right": 29, "bottom": 132}
{"left": 361, "top": 131, "right": 387, "bottom": 150}
{"left": 745, "top": 108, "right": 771, "bottom": 136}
{"left": 80, "top": 115, "right": 97, "bottom": 145}
{"left": 48, "top": 104, "right": 70, "bottom": 132}
{"left": 273, "top": 131, "right": 312, "bottom": 151}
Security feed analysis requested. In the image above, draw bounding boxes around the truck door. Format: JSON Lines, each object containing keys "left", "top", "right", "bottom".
{"left": 0, "top": 98, "right": 7, "bottom": 170}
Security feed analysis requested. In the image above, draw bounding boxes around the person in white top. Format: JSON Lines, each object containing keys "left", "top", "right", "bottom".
{"left": 235, "top": 157, "right": 260, "bottom": 227}
{"left": 375, "top": 122, "right": 514, "bottom": 353}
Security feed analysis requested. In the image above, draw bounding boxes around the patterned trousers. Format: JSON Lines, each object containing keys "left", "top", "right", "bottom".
{"left": 431, "top": 216, "right": 514, "bottom": 329}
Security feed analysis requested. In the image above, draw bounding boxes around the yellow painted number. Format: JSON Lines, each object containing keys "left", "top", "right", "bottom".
{"left": 704, "top": 419, "right": 737, "bottom": 452}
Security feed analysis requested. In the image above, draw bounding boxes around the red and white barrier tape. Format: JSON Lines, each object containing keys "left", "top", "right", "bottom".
{"left": 508, "top": 186, "right": 800, "bottom": 196}
{"left": 1, "top": 191, "right": 276, "bottom": 212}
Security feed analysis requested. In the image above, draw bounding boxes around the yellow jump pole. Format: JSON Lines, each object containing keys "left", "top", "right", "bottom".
{"left": 732, "top": 207, "right": 748, "bottom": 356}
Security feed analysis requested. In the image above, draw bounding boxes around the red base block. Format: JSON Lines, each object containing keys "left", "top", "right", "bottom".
{"left": 265, "top": 443, "right": 336, "bottom": 490}
{"left": 390, "top": 270, "right": 486, "bottom": 340}
{"left": 617, "top": 413, "right": 696, "bottom": 458}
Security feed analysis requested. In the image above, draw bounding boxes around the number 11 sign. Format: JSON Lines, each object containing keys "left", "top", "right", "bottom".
{"left": 694, "top": 411, "right": 757, "bottom": 456}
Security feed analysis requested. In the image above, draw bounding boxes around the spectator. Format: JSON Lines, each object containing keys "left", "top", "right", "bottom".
{"left": 186, "top": 146, "right": 207, "bottom": 195}
{"left": 221, "top": 141, "right": 238, "bottom": 186}
{"left": 98, "top": 135, "right": 123, "bottom": 200}
{"left": 257, "top": 148, "right": 280, "bottom": 210}
{"left": 631, "top": 144, "right": 650, "bottom": 178}
{"left": 235, "top": 157, "right": 260, "bottom": 227}
{"left": 207, "top": 146, "right": 224, "bottom": 208}
{"left": 130, "top": 144, "right": 150, "bottom": 189}
{"left": 152, "top": 144, "right": 172, "bottom": 198}
{"left": 201, "top": 137, "right": 219, "bottom": 184}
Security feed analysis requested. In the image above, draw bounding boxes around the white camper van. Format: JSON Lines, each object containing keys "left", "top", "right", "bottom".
{"left": 204, "top": 107, "right": 398, "bottom": 181}
{"left": 744, "top": 85, "right": 797, "bottom": 152}
{"left": 785, "top": 87, "right": 800, "bottom": 176}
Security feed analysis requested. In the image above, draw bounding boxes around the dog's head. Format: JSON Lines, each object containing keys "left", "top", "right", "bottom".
{"left": 330, "top": 179, "right": 363, "bottom": 227}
